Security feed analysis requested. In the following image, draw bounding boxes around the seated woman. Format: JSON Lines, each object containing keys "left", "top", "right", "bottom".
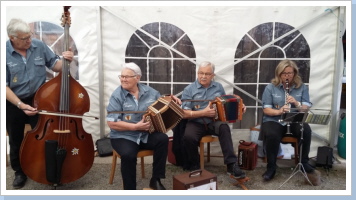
{"left": 260, "top": 59, "right": 320, "bottom": 185}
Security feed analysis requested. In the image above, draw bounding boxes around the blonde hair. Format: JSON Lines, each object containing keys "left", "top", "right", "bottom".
{"left": 271, "top": 59, "right": 302, "bottom": 88}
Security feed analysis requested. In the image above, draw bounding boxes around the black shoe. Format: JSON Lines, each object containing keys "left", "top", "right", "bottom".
{"left": 302, "top": 163, "right": 315, "bottom": 173}
{"left": 227, "top": 162, "right": 246, "bottom": 179}
{"left": 13, "top": 174, "right": 27, "bottom": 189}
{"left": 149, "top": 178, "right": 166, "bottom": 190}
{"left": 262, "top": 169, "right": 276, "bottom": 181}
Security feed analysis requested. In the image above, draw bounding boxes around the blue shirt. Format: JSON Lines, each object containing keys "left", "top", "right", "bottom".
{"left": 106, "top": 83, "right": 161, "bottom": 144}
{"left": 262, "top": 83, "right": 312, "bottom": 124}
{"left": 181, "top": 79, "right": 225, "bottom": 124}
{"left": 6, "top": 39, "right": 60, "bottom": 99}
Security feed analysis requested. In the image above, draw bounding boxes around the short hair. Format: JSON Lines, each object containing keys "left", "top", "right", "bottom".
{"left": 198, "top": 61, "right": 215, "bottom": 73}
{"left": 271, "top": 59, "right": 302, "bottom": 88}
{"left": 7, "top": 18, "right": 31, "bottom": 37}
{"left": 122, "top": 62, "right": 142, "bottom": 76}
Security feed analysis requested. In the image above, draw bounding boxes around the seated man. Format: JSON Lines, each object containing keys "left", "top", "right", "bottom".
{"left": 180, "top": 61, "right": 246, "bottom": 179}
{"left": 106, "top": 62, "right": 181, "bottom": 190}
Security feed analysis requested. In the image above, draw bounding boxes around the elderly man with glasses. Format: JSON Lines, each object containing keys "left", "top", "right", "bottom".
{"left": 6, "top": 18, "right": 73, "bottom": 189}
{"left": 106, "top": 62, "right": 181, "bottom": 190}
{"left": 180, "top": 61, "right": 246, "bottom": 179}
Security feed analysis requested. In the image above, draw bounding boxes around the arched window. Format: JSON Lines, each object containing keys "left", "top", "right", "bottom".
{"left": 125, "top": 22, "right": 196, "bottom": 95}
{"left": 234, "top": 22, "right": 311, "bottom": 128}
{"left": 29, "top": 21, "right": 79, "bottom": 80}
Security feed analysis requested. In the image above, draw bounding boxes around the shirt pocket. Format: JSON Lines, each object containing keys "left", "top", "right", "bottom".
{"left": 8, "top": 64, "right": 24, "bottom": 85}
{"left": 34, "top": 59, "right": 46, "bottom": 77}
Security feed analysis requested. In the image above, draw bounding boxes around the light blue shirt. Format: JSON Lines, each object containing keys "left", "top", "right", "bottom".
{"left": 6, "top": 39, "right": 60, "bottom": 99}
{"left": 262, "top": 83, "right": 312, "bottom": 124}
{"left": 106, "top": 83, "right": 161, "bottom": 144}
{"left": 181, "top": 79, "right": 225, "bottom": 124}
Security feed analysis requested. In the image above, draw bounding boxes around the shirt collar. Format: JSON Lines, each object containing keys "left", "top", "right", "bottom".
{"left": 121, "top": 83, "right": 148, "bottom": 97}
{"left": 194, "top": 79, "right": 217, "bottom": 89}
{"left": 7, "top": 39, "right": 37, "bottom": 54}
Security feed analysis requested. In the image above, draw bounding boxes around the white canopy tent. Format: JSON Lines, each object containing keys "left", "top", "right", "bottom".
{"left": 2, "top": 2, "right": 348, "bottom": 158}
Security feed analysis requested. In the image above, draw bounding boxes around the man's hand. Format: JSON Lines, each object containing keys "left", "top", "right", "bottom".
{"left": 62, "top": 47, "right": 74, "bottom": 62}
{"left": 170, "top": 95, "right": 182, "bottom": 105}
{"left": 136, "top": 117, "right": 152, "bottom": 132}
{"left": 19, "top": 103, "right": 38, "bottom": 116}
{"left": 204, "top": 102, "right": 216, "bottom": 118}
{"left": 242, "top": 104, "right": 247, "bottom": 113}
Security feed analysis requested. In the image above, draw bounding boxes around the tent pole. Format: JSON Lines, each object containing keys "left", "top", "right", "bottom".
{"left": 329, "top": 7, "right": 346, "bottom": 148}
{"left": 97, "top": 6, "right": 106, "bottom": 139}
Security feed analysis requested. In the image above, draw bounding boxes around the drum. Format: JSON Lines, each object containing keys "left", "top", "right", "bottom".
{"left": 211, "top": 94, "right": 243, "bottom": 123}
{"left": 144, "top": 96, "right": 184, "bottom": 133}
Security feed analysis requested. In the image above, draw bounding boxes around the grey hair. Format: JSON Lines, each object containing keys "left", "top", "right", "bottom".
{"left": 199, "top": 61, "right": 215, "bottom": 73}
{"left": 7, "top": 18, "right": 31, "bottom": 37}
{"left": 122, "top": 62, "right": 142, "bottom": 76}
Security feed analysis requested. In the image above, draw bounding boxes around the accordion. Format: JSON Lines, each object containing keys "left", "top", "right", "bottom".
{"left": 237, "top": 140, "right": 258, "bottom": 170}
{"left": 144, "top": 96, "right": 184, "bottom": 133}
{"left": 211, "top": 94, "right": 243, "bottom": 123}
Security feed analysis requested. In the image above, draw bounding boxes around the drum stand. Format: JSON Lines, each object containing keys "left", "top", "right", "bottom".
{"left": 278, "top": 121, "right": 313, "bottom": 189}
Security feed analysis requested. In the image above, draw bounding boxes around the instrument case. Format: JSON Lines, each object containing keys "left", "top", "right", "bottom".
{"left": 237, "top": 140, "right": 258, "bottom": 170}
{"left": 173, "top": 169, "right": 217, "bottom": 190}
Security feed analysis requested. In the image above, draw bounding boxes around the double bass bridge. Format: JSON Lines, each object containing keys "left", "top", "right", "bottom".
{"left": 53, "top": 130, "right": 71, "bottom": 134}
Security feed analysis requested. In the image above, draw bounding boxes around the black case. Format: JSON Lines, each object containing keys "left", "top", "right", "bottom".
{"left": 95, "top": 137, "right": 113, "bottom": 157}
{"left": 316, "top": 146, "right": 333, "bottom": 169}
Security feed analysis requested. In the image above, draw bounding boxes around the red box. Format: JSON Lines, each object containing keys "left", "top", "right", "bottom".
{"left": 237, "top": 140, "right": 258, "bottom": 170}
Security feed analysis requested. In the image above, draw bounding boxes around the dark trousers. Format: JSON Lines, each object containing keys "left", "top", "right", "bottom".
{"left": 262, "top": 121, "right": 312, "bottom": 171}
{"left": 111, "top": 132, "right": 168, "bottom": 190}
{"left": 6, "top": 97, "right": 38, "bottom": 176}
{"left": 183, "top": 121, "right": 237, "bottom": 168}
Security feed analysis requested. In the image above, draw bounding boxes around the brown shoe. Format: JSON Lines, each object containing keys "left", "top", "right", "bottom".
{"left": 305, "top": 169, "right": 321, "bottom": 186}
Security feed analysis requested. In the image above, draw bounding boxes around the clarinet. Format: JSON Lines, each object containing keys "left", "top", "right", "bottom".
{"left": 285, "top": 79, "right": 291, "bottom": 111}
{"left": 285, "top": 79, "right": 292, "bottom": 134}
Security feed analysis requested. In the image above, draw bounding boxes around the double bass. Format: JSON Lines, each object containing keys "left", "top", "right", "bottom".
{"left": 20, "top": 6, "right": 94, "bottom": 185}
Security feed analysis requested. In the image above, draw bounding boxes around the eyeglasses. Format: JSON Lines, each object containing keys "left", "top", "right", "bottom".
{"left": 198, "top": 72, "right": 213, "bottom": 77}
{"left": 14, "top": 33, "right": 33, "bottom": 41}
{"left": 281, "top": 72, "right": 294, "bottom": 75}
{"left": 118, "top": 75, "right": 137, "bottom": 79}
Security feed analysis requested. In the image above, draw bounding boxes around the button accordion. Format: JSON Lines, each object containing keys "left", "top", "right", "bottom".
{"left": 144, "top": 96, "right": 184, "bottom": 133}
{"left": 211, "top": 94, "right": 243, "bottom": 123}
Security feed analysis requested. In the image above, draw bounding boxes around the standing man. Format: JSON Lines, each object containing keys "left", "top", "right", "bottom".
{"left": 181, "top": 61, "right": 246, "bottom": 179}
{"left": 6, "top": 18, "right": 73, "bottom": 189}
